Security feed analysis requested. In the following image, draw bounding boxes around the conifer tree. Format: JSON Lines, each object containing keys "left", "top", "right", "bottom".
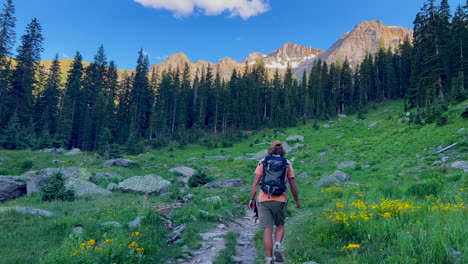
{"left": 0, "top": 0, "right": 16, "bottom": 126}
{"left": 35, "top": 54, "right": 61, "bottom": 135}
{"left": 57, "top": 52, "right": 83, "bottom": 148}
{"left": 10, "top": 18, "right": 43, "bottom": 127}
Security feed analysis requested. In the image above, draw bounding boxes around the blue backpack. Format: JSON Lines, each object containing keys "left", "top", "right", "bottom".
{"left": 261, "top": 156, "right": 288, "bottom": 196}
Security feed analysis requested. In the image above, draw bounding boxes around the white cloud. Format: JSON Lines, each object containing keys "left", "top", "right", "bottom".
{"left": 142, "top": 50, "right": 151, "bottom": 57}
{"left": 133, "top": 0, "right": 270, "bottom": 19}
{"left": 155, "top": 54, "right": 169, "bottom": 61}
{"left": 61, "top": 53, "right": 69, "bottom": 58}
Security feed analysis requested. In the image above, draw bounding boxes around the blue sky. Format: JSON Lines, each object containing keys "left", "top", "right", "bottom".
{"left": 13, "top": 0, "right": 465, "bottom": 69}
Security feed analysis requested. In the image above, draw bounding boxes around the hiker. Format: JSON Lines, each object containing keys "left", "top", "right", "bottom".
{"left": 249, "top": 141, "right": 300, "bottom": 264}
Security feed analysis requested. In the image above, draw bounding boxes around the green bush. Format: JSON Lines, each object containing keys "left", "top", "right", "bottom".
{"left": 406, "top": 179, "right": 443, "bottom": 198}
{"left": 188, "top": 171, "right": 213, "bottom": 187}
{"left": 40, "top": 172, "right": 75, "bottom": 201}
{"left": 20, "top": 159, "right": 33, "bottom": 170}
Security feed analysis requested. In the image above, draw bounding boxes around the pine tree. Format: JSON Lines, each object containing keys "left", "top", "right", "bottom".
{"left": 10, "top": 18, "right": 43, "bottom": 127}
{"left": 35, "top": 54, "right": 61, "bottom": 135}
{"left": 0, "top": 0, "right": 16, "bottom": 126}
{"left": 57, "top": 52, "right": 84, "bottom": 148}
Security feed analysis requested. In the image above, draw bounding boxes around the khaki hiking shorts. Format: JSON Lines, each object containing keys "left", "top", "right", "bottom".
{"left": 258, "top": 201, "right": 286, "bottom": 228}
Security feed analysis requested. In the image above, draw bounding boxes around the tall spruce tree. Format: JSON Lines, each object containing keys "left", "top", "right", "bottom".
{"left": 57, "top": 52, "right": 83, "bottom": 148}
{"left": 0, "top": 0, "right": 16, "bottom": 126}
{"left": 10, "top": 18, "right": 43, "bottom": 128}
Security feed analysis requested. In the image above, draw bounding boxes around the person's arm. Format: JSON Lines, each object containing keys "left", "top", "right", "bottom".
{"left": 288, "top": 177, "right": 301, "bottom": 208}
{"left": 249, "top": 173, "right": 262, "bottom": 210}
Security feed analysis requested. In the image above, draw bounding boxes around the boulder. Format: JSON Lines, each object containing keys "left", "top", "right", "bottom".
{"left": 282, "top": 141, "right": 293, "bottom": 153}
{"left": 204, "top": 179, "right": 246, "bottom": 188}
{"left": 169, "top": 167, "right": 196, "bottom": 177}
{"left": 323, "top": 124, "right": 331, "bottom": 128}
{"left": 333, "top": 170, "right": 350, "bottom": 181}
{"left": 65, "top": 178, "right": 112, "bottom": 196}
{"left": 91, "top": 172, "right": 122, "bottom": 182}
{"left": 106, "top": 183, "right": 119, "bottom": 191}
{"left": 0, "top": 206, "right": 54, "bottom": 216}
{"left": 298, "top": 172, "right": 310, "bottom": 178}
{"left": 0, "top": 176, "right": 27, "bottom": 202}
{"left": 203, "top": 196, "right": 221, "bottom": 203}
{"left": 338, "top": 114, "right": 347, "bottom": 118}
{"left": 118, "top": 175, "right": 172, "bottom": 194}
{"left": 291, "top": 143, "right": 305, "bottom": 151}
{"left": 286, "top": 135, "right": 304, "bottom": 142}
{"left": 26, "top": 176, "right": 52, "bottom": 195}
{"left": 368, "top": 121, "right": 378, "bottom": 128}
{"left": 41, "top": 148, "right": 64, "bottom": 153}
{"left": 64, "top": 148, "right": 82, "bottom": 156}
{"left": 314, "top": 175, "right": 340, "bottom": 188}
{"left": 101, "top": 222, "right": 122, "bottom": 228}
{"left": 337, "top": 161, "right": 357, "bottom": 169}
{"left": 451, "top": 161, "right": 468, "bottom": 170}
{"left": 22, "top": 167, "right": 91, "bottom": 181}
{"left": 249, "top": 149, "right": 268, "bottom": 161}
{"left": 128, "top": 216, "right": 145, "bottom": 228}
{"left": 104, "top": 159, "right": 135, "bottom": 168}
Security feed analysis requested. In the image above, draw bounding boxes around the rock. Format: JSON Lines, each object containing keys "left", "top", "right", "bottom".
{"left": 286, "top": 135, "right": 304, "bottom": 142}
{"left": 169, "top": 224, "right": 186, "bottom": 243}
{"left": 118, "top": 175, "right": 172, "bottom": 194}
{"left": 441, "top": 157, "right": 449, "bottom": 163}
{"left": 249, "top": 149, "right": 268, "bottom": 161}
{"left": 22, "top": 167, "right": 91, "bottom": 181}
{"left": 64, "top": 148, "right": 82, "bottom": 156}
{"left": 323, "top": 124, "right": 330, "bottom": 128}
{"left": 41, "top": 148, "right": 64, "bottom": 153}
{"left": 451, "top": 161, "right": 468, "bottom": 170}
{"left": 65, "top": 178, "right": 112, "bottom": 196}
{"left": 92, "top": 172, "right": 122, "bottom": 182}
{"left": 0, "top": 176, "right": 27, "bottom": 202}
{"left": 338, "top": 114, "right": 347, "bottom": 118}
{"left": 73, "top": 226, "right": 84, "bottom": 235}
{"left": 282, "top": 141, "right": 293, "bottom": 153}
{"left": 106, "top": 183, "right": 119, "bottom": 191}
{"left": 128, "top": 216, "right": 145, "bottom": 228}
{"left": 333, "top": 170, "right": 350, "bottom": 181}
{"left": 204, "top": 179, "right": 246, "bottom": 188}
{"left": 201, "top": 232, "right": 222, "bottom": 241}
{"left": 101, "top": 221, "right": 122, "bottom": 228}
{"left": 169, "top": 166, "right": 196, "bottom": 177}
{"left": 337, "top": 161, "right": 357, "bottom": 169}
{"left": 203, "top": 196, "right": 221, "bottom": 203}
{"left": 291, "top": 143, "right": 305, "bottom": 151}
{"left": 26, "top": 176, "right": 52, "bottom": 195}
{"left": 104, "top": 159, "right": 135, "bottom": 168}
{"left": 315, "top": 175, "right": 340, "bottom": 188}
{"left": 368, "top": 121, "right": 378, "bottom": 128}
{"left": 52, "top": 160, "right": 64, "bottom": 164}
{"left": 0, "top": 206, "right": 54, "bottom": 216}
{"left": 232, "top": 194, "right": 240, "bottom": 203}
{"left": 319, "top": 152, "right": 327, "bottom": 157}
{"left": 298, "top": 172, "right": 310, "bottom": 178}
{"left": 202, "top": 155, "right": 230, "bottom": 160}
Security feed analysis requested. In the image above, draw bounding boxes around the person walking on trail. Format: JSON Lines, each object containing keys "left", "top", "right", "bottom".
{"left": 249, "top": 141, "right": 300, "bottom": 264}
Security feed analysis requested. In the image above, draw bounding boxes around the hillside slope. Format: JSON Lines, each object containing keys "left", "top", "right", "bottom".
{"left": 0, "top": 100, "right": 466, "bottom": 263}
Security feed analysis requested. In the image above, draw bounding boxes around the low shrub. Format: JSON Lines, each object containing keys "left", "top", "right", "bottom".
{"left": 188, "top": 171, "right": 213, "bottom": 187}
{"left": 406, "top": 179, "right": 443, "bottom": 198}
{"left": 40, "top": 172, "right": 75, "bottom": 201}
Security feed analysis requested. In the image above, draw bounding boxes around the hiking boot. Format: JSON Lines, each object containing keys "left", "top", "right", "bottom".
{"left": 274, "top": 244, "right": 284, "bottom": 262}
{"left": 266, "top": 258, "right": 275, "bottom": 264}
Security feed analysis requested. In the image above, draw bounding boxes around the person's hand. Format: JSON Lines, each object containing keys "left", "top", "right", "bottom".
{"left": 249, "top": 199, "right": 255, "bottom": 210}
{"left": 295, "top": 200, "right": 301, "bottom": 208}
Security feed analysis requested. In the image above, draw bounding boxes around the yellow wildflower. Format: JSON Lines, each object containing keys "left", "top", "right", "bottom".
{"left": 87, "top": 239, "right": 96, "bottom": 247}
{"left": 105, "top": 239, "right": 113, "bottom": 243}
{"left": 72, "top": 250, "right": 80, "bottom": 256}
{"left": 128, "top": 241, "right": 139, "bottom": 248}
{"left": 136, "top": 247, "right": 144, "bottom": 254}
{"left": 80, "top": 243, "right": 86, "bottom": 249}
{"left": 131, "top": 231, "right": 141, "bottom": 236}
{"left": 342, "top": 244, "right": 360, "bottom": 250}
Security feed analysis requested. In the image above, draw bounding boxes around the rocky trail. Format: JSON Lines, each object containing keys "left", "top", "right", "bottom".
{"left": 180, "top": 207, "right": 259, "bottom": 264}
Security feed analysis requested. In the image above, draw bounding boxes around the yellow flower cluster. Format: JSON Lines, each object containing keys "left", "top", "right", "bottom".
{"left": 342, "top": 243, "right": 360, "bottom": 250}
{"left": 324, "top": 198, "right": 418, "bottom": 226}
{"left": 128, "top": 241, "right": 139, "bottom": 248}
{"left": 430, "top": 198, "right": 466, "bottom": 211}
{"left": 321, "top": 186, "right": 343, "bottom": 193}
{"left": 131, "top": 232, "right": 142, "bottom": 236}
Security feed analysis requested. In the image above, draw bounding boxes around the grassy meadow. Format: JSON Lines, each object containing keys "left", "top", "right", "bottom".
{"left": 0, "top": 100, "right": 467, "bottom": 264}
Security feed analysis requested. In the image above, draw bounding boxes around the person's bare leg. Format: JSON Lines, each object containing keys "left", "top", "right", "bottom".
{"left": 263, "top": 227, "right": 273, "bottom": 257}
{"left": 275, "top": 224, "right": 285, "bottom": 243}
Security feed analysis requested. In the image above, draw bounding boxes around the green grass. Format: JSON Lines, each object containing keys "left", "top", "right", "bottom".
{"left": 0, "top": 99, "right": 467, "bottom": 263}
